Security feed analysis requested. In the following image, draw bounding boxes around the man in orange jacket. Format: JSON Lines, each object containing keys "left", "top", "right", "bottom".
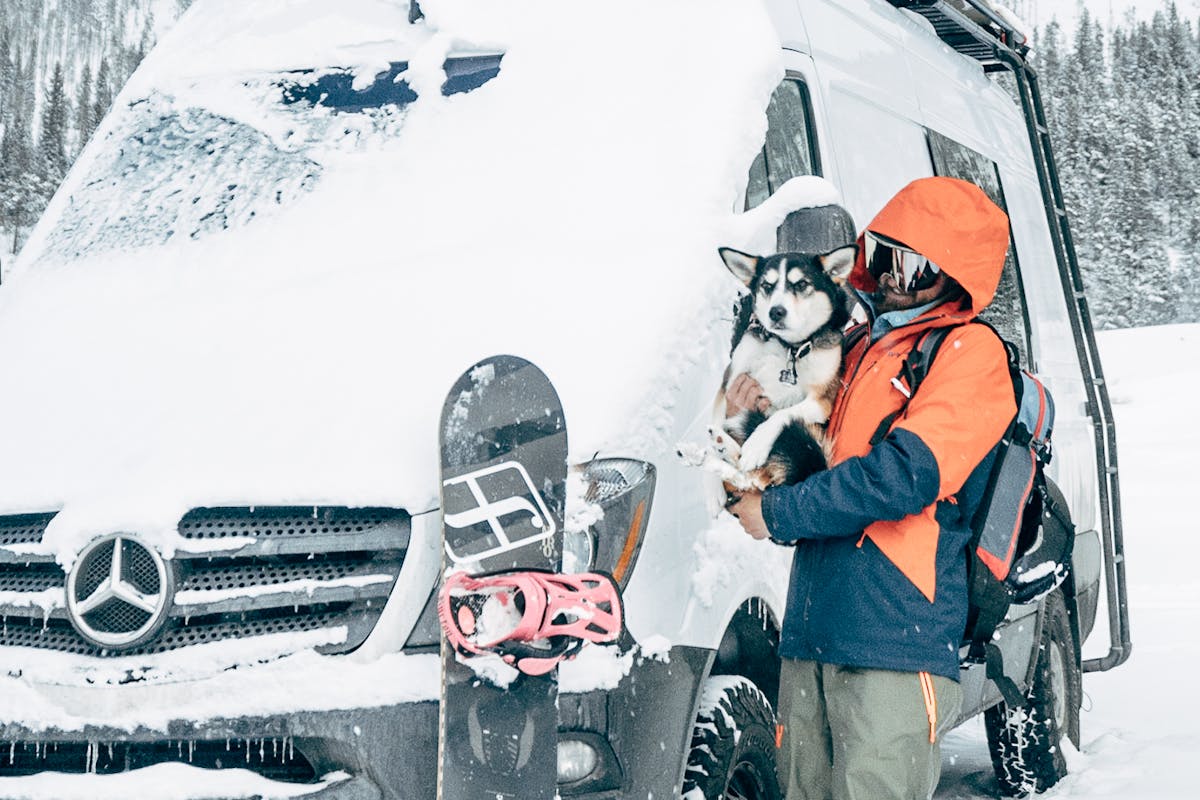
{"left": 729, "top": 176, "right": 1016, "bottom": 800}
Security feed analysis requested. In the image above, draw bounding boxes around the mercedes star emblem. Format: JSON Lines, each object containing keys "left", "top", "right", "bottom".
{"left": 65, "top": 533, "right": 174, "bottom": 650}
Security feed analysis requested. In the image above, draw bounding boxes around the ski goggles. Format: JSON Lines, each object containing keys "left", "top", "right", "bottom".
{"left": 864, "top": 230, "right": 942, "bottom": 292}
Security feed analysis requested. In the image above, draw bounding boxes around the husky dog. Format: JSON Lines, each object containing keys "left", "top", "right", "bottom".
{"left": 679, "top": 244, "right": 856, "bottom": 497}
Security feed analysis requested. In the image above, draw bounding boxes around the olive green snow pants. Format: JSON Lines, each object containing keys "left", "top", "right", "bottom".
{"left": 776, "top": 658, "right": 963, "bottom": 800}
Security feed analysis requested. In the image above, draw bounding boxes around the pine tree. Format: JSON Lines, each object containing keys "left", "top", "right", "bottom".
{"left": 0, "top": 99, "right": 40, "bottom": 253}
{"left": 75, "top": 62, "right": 94, "bottom": 153}
{"left": 0, "top": 27, "right": 12, "bottom": 127}
{"left": 37, "top": 61, "right": 70, "bottom": 187}
{"left": 92, "top": 57, "right": 112, "bottom": 131}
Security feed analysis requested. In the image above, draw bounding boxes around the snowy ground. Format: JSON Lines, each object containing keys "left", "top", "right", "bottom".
{"left": 937, "top": 323, "right": 1200, "bottom": 799}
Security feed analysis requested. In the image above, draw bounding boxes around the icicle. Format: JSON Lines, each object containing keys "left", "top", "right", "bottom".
{"left": 288, "top": 736, "right": 294, "bottom": 761}
{"left": 259, "top": 738, "right": 265, "bottom": 761}
{"left": 177, "top": 740, "right": 183, "bottom": 758}
{"left": 107, "top": 742, "right": 113, "bottom": 761}
{"left": 188, "top": 740, "right": 195, "bottom": 763}
{"left": 8, "top": 741, "right": 14, "bottom": 764}
{"left": 226, "top": 738, "right": 231, "bottom": 752}
{"left": 272, "top": 738, "right": 278, "bottom": 758}
{"left": 246, "top": 739, "right": 251, "bottom": 763}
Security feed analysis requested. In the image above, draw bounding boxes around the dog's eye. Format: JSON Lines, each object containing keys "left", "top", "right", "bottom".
{"left": 760, "top": 283, "right": 775, "bottom": 294}
{"left": 794, "top": 279, "right": 809, "bottom": 291}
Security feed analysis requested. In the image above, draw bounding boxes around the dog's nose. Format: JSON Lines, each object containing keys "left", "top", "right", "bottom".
{"left": 769, "top": 305, "right": 787, "bottom": 324}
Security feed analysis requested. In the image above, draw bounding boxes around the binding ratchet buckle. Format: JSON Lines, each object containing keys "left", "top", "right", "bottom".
{"left": 437, "top": 570, "right": 624, "bottom": 675}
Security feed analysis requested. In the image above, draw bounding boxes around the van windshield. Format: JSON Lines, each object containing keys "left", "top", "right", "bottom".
{"left": 33, "top": 55, "right": 503, "bottom": 268}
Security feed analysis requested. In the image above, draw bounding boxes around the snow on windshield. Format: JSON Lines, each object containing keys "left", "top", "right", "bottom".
{"left": 39, "top": 99, "right": 323, "bottom": 264}
{"left": 35, "top": 54, "right": 506, "bottom": 266}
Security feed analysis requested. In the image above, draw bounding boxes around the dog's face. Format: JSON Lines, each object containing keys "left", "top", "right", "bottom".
{"left": 719, "top": 246, "right": 856, "bottom": 344}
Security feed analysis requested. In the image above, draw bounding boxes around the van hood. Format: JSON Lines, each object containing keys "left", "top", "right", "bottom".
{"left": 0, "top": 0, "right": 788, "bottom": 566}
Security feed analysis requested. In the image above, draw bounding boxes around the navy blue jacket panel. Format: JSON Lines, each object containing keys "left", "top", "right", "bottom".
{"left": 761, "top": 428, "right": 975, "bottom": 680}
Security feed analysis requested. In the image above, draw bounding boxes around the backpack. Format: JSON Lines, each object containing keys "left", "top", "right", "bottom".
{"left": 845, "top": 320, "right": 1074, "bottom": 708}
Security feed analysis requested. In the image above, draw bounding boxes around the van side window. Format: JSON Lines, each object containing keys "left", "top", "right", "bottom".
{"left": 926, "top": 130, "right": 1031, "bottom": 362}
{"left": 745, "top": 79, "right": 820, "bottom": 211}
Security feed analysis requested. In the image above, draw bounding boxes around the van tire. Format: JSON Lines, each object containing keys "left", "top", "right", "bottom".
{"left": 984, "top": 591, "right": 1077, "bottom": 796}
{"left": 681, "top": 676, "right": 782, "bottom": 800}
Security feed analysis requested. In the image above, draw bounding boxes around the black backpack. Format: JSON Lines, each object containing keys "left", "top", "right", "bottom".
{"left": 846, "top": 320, "right": 1074, "bottom": 707}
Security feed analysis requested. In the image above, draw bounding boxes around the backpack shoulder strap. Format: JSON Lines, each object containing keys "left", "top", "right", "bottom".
{"left": 867, "top": 324, "right": 960, "bottom": 447}
{"left": 842, "top": 322, "right": 869, "bottom": 355}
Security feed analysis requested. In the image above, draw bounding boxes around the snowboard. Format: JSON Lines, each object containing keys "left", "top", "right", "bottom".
{"left": 437, "top": 355, "right": 567, "bottom": 800}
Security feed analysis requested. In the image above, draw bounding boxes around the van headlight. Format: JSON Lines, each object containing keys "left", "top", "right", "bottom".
{"left": 565, "top": 458, "right": 655, "bottom": 587}
{"left": 556, "top": 738, "right": 599, "bottom": 783}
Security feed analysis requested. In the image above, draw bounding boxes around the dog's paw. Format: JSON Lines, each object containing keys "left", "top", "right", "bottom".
{"left": 706, "top": 425, "right": 741, "bottom": 460}
{"left": 738, "top": 426, "right": 777, "bottom": 471}
{"left": 793, "top": 398, "right": 831, "bottom": 426}
{"left": 675, "top": 441, "right": 709, "bottom": 467}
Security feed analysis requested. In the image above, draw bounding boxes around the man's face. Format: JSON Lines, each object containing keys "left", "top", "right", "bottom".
{"left": 872, "top": 270, "right": 954, "bottom": 313}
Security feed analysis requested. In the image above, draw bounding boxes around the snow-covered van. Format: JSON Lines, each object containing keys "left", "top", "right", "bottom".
{"left": 0, "top": 0, "right": 1128, "bottom": 798}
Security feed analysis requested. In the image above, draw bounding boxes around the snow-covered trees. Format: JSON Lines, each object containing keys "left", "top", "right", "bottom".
{"left": 0, "top": 1, "right": 190, "bottom": 260}
{"left": 1035, "top": 3, "right": 1200, "bottom": 328}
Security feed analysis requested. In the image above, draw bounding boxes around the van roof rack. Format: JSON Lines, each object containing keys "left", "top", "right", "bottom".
{"left": 887, "top": 0, "right": 1028, "bottom": 70}
{"left": 889, "top": 0, "right": 1132, "bottom": 683}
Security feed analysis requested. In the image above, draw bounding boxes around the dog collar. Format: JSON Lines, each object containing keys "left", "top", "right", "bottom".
{"left": 780, "top": 340, "right": 813, "bottom": 386}
{"left": 747, "top": 319, "right": 819, "bottom": 386}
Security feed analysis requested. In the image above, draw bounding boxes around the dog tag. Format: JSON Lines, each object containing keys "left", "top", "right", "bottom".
{"left": 779, "top": 367, "right": 798, "bottom": 385}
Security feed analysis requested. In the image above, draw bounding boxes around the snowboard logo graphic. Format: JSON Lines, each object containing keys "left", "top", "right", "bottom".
{"left": 442, "top": 461, "right": 556, "bottom": 564}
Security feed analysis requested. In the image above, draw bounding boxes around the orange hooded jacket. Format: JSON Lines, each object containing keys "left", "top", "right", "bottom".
{"left": 828, "top": 176, "right": 1017, "bottom": 601}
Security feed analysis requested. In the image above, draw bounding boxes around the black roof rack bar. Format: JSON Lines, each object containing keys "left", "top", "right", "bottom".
{"left": 887, "top": 0, "right": 1029, "bottom": 65}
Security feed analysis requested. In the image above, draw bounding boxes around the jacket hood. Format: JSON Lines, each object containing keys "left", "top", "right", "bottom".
{"left": 849, "top": 176, "right": 1010, "bottom": 312}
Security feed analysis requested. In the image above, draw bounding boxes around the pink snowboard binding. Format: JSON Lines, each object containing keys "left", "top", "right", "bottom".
{"left": 437, "top": 570, "right": 624, "bottom": 675}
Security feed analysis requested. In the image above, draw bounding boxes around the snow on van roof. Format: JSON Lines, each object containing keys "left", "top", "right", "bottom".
{"left": 0, "top": 0, "right": 843, "bottom": 565}
{"left": 129, "top": 0, "right": 432, "bottom": 84}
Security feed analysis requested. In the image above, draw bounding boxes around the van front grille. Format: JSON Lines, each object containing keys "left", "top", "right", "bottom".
{"left": 0, "top": 506, "right": 408, "bottom": 660}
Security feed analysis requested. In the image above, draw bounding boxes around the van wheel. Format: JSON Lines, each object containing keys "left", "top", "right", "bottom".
{"left": 681, "top": 676, "right": 782, "bottom": 800}
{"left": 984, "top": 591, "right": 1077, "bottom": 797}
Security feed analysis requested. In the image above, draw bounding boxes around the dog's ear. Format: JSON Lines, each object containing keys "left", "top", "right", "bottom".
{"left": 719, "top": 247, "right": 760, "bottom": 287}
{"left": 819, "top": 245, "right": 857, "bottom": 284}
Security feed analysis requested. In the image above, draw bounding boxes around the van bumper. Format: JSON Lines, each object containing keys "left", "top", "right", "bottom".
{"left": 0, "top": 644, "right": 713, "bottom": 799}
{"left": 0, "top": 701, "right": 438, "bottom": 799}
